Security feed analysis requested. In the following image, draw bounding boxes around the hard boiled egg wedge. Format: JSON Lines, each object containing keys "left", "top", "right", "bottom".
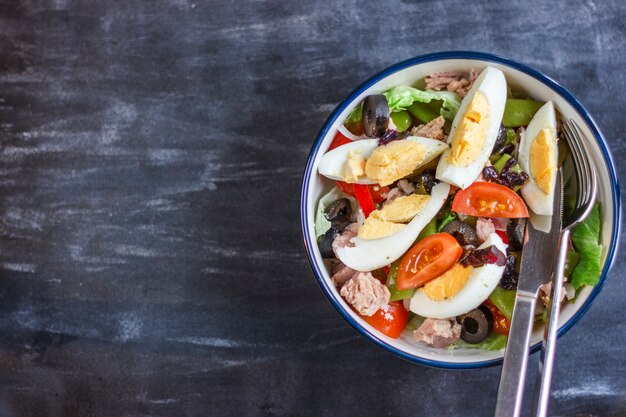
{"left": 335, "top": 182, "right": 450, "bottom": 271}
{"left": 436, "top": 66, "right": 507, "bottom": 189}
{"left": 409, "top": 233, "right": 508, "bottom": 319}
{"left": 318, "top": 136, "right": 449, "bottom": 185}
{"left": 517, "top": 101, "right": 558, "bottom": 231}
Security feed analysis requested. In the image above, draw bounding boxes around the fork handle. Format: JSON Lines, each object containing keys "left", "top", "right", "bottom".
{"left": 495, "top": 290, "right": 538, "bottom": 417}
{"left": 532, "top": 229, "right": 570, "bottom": 417}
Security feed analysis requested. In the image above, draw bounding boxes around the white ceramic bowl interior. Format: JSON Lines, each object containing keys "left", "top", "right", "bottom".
{"left": 302, "top": 53, "right": 619, "bottom": 368}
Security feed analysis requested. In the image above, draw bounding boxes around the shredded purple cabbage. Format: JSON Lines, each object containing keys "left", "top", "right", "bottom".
{"left": 378, "top": 130, "right": 409, "bottom": 146}
{"left": 482, "top": 156, "right": 529, "bottom": 189}
{"left": 461, "top": 245, "right": 507, "bottom": 268}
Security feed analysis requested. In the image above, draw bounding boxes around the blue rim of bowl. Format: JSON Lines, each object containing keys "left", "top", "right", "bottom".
{"left": 300, "top": 51, "right": 621, "bottom": 369}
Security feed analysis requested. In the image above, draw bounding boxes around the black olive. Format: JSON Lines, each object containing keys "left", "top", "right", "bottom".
{"left": 493, "top": 125, "right": 507, "bottom": 153}
{"left": 459, "top": 306, "right": 494, "bottom": 344}
{"left": 317, "top": 228, "right": 338, "bottom": 259}
{"left": 441, "top": 220, "right": 478, "bottom": 247}
{"left": 362, "top": 95, "right": 390, "bottom": 138}
{"left": 507, "top": 218, "right": 527, "bottom": 250}
{"left": 499, "top": 254, "right": 519, "bottom": 290}
{"left": 415, "top": 170, "right": 437, "bottom": 195}
{"left": 325, "top": 198, "right": 352, "bottom": 232}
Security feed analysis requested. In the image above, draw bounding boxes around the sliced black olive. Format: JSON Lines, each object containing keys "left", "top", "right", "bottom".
{"left": 325, "top": 198, "right": 352, "bottom": 232}
{"left": 362, "top": 95, "right": 390, "bottom": 138}
{"left": 459, "top": 306, "right": 494, "bottom": 344}
{"left": 441, "top": 219, "right": 478, "bottom": 247}
{"left": 507, "top": 218, "right": 526, "bottom": 250}
{"left": 317, "top": 228, "right": 338, "bottom": 259}
{"left": 414, "top": 170, "right": 437, "bottom": 195}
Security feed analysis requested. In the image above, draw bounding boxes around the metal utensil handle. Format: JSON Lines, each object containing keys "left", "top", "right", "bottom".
{"left": 532, "top": 229, "right": 570, "bottom": 417}
{"left": 495, "top": 291, "right": 538, "bottom": 417}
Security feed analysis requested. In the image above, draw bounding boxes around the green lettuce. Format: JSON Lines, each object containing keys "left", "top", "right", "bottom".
{"left": 564, "top": 250, "right": 580, "bottom": 278}
{"left": 344, "top": 103, "right": 363, "bottom": 125}
{"left": 314, "top": 187, "right": 357, "bottom": 239}
{"left": 450, "top": 332, "right": 507, "bottom": 351}
{"left": 383, "top": 86, "right": 461, "bottom": 120}
{"left": 570, "top": 203, "right": 603, "bottom": 290}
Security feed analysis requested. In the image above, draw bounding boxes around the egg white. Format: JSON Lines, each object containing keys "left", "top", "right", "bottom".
{"left": 518, "top": 101, "right": 558, "bottom": 225}
{"left": 436, "top": 66, "right": 507, "bottom": 189}
{"left": 335, "top": 182, "right": 450, "bottom": 271}
{"left": 318, "top": 136, "right": 449, "bottom": 184}
{"left": 409, "top": 233, "right": 508, "bottom": 319}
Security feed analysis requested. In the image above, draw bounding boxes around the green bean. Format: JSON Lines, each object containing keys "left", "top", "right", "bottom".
{"left": 386, "top": 261, "right": 415, "bottom": 302}
{"left": 502, "top": 99, "right": 544, "bottom": 127}
{"left": 493, "top": 154, "right": 512, "bottom": 173}
{"left": 407, "top": 102, "right": 439, "bottom": 124}
{"left": 390, "top": 110, "right": 412, "bottom": 132}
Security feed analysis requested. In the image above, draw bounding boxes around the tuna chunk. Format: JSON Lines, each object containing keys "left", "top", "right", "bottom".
{"left": 383, "top": 187, "right": 404, "bottom": 204}
{"left": 425, "top": 69, "right": 478, "bottom": 97}
{"left": 491, "top": 217, "right": 509, "bottom": 231}
{"left": 413, "top": 318, "right": 461, "bottom": 348}
{"left": 539, "top": 282, "right": 567, "bottom": 307}
{"left": 332, "top": 223, "right": 359, "bottom": 257}
{"left": 340, "top": 272, "right": 390, "bottom": 316}
{"left": 331, "top": 262, "right": 359, "bottom": 288}
{"left": 411, "top": 116, "right": 447, "bottom": 141}
{"left": 476, "top": 218, "right": 496, "bottom": 244}
{"left": 396, "top": 179, "right": 416, "bottom": 195}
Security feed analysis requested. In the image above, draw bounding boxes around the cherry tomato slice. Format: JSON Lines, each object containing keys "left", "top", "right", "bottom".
{"left": 484, "top": 300, "right": 511, "bottom": 336}
{"left": 397, "top": 233, "right": 463, "bottom": 290}
{"left": 328, "top": 131, "right": 352, "bottom": 151}
{"left": 452, "top": 182, "right": 529, "bottom": 218}
{"left": 361, "top": 301, "right": 409, "bottom": 339}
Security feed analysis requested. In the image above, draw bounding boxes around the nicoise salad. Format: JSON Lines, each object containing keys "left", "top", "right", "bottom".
{"left": 315, "top": 67, "right": 603, "bottom": 350}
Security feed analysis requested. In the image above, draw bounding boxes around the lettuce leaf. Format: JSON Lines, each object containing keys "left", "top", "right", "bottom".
{"left": 570, "top": 203, "right": 603, "bottom": 290}
{"left": 344, "top": 103, "right": 363, "bottom": 125}
{"left": 450, "top": 332, "right": 507, "bottom": 351}
{"left": 314, "top": 187, "right": 357, "bottom": 238}
{"left": 383, "top": 86, "right": 461, "bottom": 120}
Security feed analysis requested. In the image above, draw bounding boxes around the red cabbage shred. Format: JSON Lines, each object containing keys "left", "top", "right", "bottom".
{"left": 461, "top": 245, "right": 507, "bottom": 268}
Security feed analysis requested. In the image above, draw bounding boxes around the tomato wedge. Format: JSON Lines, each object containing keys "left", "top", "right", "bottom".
{"left": 483, "top": 300, "right": 511, "bottom": 336}
{"left": 328, "top": 130, "right": 352, "bottom": 151}
{"left": 452, "top": 182, "right": 529, "bottom": 218}
{"left": 397, "top": 233, "right": 463, "bottom": 290}
{"left": 361, "top": 301, "right": 409, "bottom": 338}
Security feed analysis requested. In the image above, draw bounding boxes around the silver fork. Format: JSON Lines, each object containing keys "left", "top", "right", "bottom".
{"left": 531, "top": 119, "right": 597, "bottom": 417}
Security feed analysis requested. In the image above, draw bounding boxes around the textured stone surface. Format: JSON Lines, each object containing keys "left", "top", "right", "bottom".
{"left": 0, "top": 0, "right": 624, "bottom": 416}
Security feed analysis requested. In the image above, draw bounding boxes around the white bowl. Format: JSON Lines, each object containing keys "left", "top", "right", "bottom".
{"left": 300, "top": 51, "right": 620, "bottom": 368}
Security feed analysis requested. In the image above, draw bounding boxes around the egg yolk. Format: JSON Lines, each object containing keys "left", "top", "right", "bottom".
{"left": 358, "top": 194, "right": 431, "bottom": 240}
{"left": 448, "top": 91, "right": 490, "bottom": 166}
{"left": 530, "top": 128, "right": 556, "bottom": 194}
{"left": 372, "top": 194, "right": 430, "bottom": 223}
{"left": 357, "top": 217, "right": 405, "bottom": 240}
{"left": 421, "top": 263, "right": 473, "bottom": 301}
{"left": 365, "top": 140, "right": 426, "bottom": 186}
{"left": 343, "top": 151, "right": 366, "bottom": 183}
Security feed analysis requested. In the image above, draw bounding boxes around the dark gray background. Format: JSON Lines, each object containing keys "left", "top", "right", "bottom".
{"left": 0, "top": 0, "right": 623, "bottom": 416}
